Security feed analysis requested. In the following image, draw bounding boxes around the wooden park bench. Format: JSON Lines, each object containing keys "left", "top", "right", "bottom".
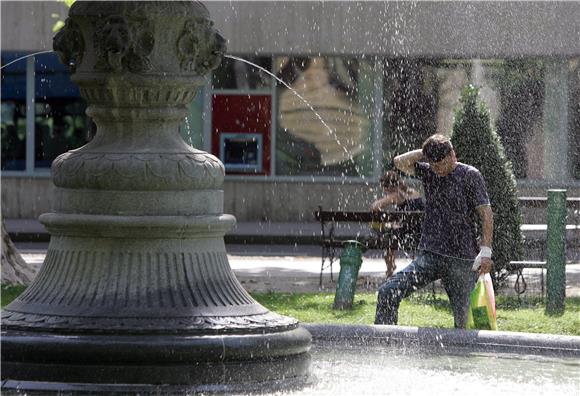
{"left": 518, "top": 196, "right": 580, "bottom": 211}
{"left": 516, "top": 196, "right": 579, "bottom": 256}
{"left": 314, "top": 197, "right": 578, "bottom": 291}
{"left": 314, "top": 206, "right": 424, "bottom": 286}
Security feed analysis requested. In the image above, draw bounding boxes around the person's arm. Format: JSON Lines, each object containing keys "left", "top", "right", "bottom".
{"left": 474, "top": 205, "right": 494, "bottom": 275}
{"left": 371, "top": 194, "right": 396, "bottom": 211}
{"left": 393, "top": 149, "right": 423, "bottom": 176}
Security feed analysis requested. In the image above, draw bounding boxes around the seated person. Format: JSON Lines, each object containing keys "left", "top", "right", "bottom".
{"left": 371, "top": 171, "right": 424, "bottom": 277}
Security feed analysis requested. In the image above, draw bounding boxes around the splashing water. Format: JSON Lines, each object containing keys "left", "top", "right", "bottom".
{"left": 183, "top": 116, "right": 194, "bottom": 147}
{"left": 225, "top": 55, "right": 364, "bottom": 176}
{"left": 284, "top": 343, "right": 580, "bottom": 396}
{"left": 0, "top": 50, "right": 54, "bottom": 70}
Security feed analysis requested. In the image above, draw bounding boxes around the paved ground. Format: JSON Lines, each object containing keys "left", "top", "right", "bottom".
{"left": 15, "top": 242, "right": 580, "bottom": 296}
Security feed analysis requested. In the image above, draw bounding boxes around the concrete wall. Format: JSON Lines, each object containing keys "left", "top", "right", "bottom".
{"left": 0, "top": 176, "right": 377, "bottom": 222}
{"left": 1, "top": 1, "right": 68, "bottom": 52}
{"left": 3, "top": 176, "right": 579, "bottom": 223}
{"left": 3, "top": 1, "right": 580, "bottom": 57}
{"left": 223, "top": 180, "right": 377, "bottom": 222}
{"left": 1, "top": 177, "right": 56, "bottom": 219}
{"left": 206, "top": 1, "right": 580, "bottom": 57}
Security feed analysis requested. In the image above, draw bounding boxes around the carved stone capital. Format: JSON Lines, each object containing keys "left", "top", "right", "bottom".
{"left": 63, "top": 1, "right": 226, "bottom": 78}
{"left": 177, "top": 18, "right": 226, "bottom": 74}
{"left": 52, "top": 151, "right": 225, "bottom": 191}
{"left": 93, "top": 14, "right": 155, "bottom": 73}
{"left": 79, "top": 83, "right": 201, "bottom": 109}
{"left": 53, "top": 18, "right": 85, "bottom": 72}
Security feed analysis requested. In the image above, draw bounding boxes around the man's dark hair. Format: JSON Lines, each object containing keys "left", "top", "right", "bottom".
{"left": 422, "top": 134, "right": 453, "bottom": 162}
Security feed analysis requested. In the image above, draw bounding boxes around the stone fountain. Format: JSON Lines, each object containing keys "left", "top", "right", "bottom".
{"left": 1, "top": 1, "right": 311, "bottom": 393}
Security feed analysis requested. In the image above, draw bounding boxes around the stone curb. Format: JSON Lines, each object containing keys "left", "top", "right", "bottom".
{"left": 303, "top": 323, "right": 580, "bottom": 357}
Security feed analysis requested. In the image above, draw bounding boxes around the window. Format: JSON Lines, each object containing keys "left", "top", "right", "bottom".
{"left": 488, "top": 60, "right": 545, "bottom": 179}
{"left": 569, "top": 58, "right": 580, "bottom": 180}
{"left": 1, "top": 52, "right": 28, "bottom": 171}
{"left": 383, "top": 59, "right": 441, "bottom": 162}
{"left": 179, "top": 90, "right": 205, "bottom": 149}
{"left": 34, "top": 53, "right": 91, "bottom": 169}
{"left": 1, "top": 51, "right": 209, "bottom": 175}
{"left": 212, "top": 56, "right": 271, "bottom": 90}
{"left": 1, "top": 51, "right": 93, "bottom": 173}
{"left": 381, "top": 58, "right": 556, "bottom": 181}
{"left": 275, "top": 56, "right": 375, "bottom": 177}
{"left": 211, "top": 55, "right": 272, "bottom": 175}
{"left": 382, "top": 59, "right": 481, "bottom": 165}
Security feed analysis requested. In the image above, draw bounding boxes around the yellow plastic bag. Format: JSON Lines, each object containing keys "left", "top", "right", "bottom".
{"left": 467, "top": 273, "right": 497, "bottom": 330}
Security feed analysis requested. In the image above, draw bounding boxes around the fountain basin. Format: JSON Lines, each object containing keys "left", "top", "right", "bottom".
{"left": 304, "top": 324, "right": 580, "bottom": 357}
{"left": 296, "top": 324, "right": 579, "bottom": 396}
{"left": 2, "top": 324, "right": 577, "bottom": 395}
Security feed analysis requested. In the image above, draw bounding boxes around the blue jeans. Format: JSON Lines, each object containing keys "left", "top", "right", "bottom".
{"left": 375, "top": 251, "right": 477, "bottom": 328}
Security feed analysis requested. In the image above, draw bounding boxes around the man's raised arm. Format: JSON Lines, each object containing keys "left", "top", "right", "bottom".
{"left": 393, "top": 149, "right": 424, "bottom": 176}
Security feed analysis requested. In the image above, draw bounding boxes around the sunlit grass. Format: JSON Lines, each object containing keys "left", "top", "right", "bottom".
{"left": 1, "top": 284, "right": 26, "bottom": 307}
{"left": 2, "top": 284, "right": 578, "bottom": 335}
{"left": 252, "top": 292, "right": 580, "bottom": 336}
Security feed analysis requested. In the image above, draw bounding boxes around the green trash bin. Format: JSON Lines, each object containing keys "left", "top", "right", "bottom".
{"left": 333, "top": 240, "right": 366, "bottom": 310}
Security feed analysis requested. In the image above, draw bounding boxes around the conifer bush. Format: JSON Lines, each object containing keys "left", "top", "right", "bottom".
{"left": 451, "top": 85, "right": 523, "bottom": 286}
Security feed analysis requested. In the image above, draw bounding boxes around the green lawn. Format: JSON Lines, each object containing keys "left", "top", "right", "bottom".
{"left": 1, "top": 284, "right": 26, "bottom": 308}
{"left": 2, "top": 285, "right": 579, "bottom": 336}
{"left": 252, "top": 292, "right": 580, "bottom": 336}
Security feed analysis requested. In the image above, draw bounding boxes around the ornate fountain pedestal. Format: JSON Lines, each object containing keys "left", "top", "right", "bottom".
{"left": 1, "top": 2, "right": 311, "bottom": 393}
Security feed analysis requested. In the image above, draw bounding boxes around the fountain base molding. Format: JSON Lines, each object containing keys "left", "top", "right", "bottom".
{"left": 2, "top": 328, "right": 311, "bottom": 394}
{"left": 1, "top": 214, "right": 312, "bottom": 393}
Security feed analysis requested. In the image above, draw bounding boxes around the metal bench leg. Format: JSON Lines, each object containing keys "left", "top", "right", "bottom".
{"left": 320, "top": 245, "right": 338, "bottom": 286}
{"left": 330, "top": 257, "right": 334, "bottom": 282}
{"left": 320, "top": 246, "right": 327, "bottom": 287}
{"left": 541, "top": 268, "right": 545, "bottom": 300}
{"left": 514, "top": 268, "right": 527, "bottom": 303}
{"left": 330, "top": 247, "right": 336, "bottom": 282}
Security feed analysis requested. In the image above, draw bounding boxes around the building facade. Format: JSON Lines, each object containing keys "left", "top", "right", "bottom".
{"left": 2, "top": 1, "right": 579, "bottom": 222}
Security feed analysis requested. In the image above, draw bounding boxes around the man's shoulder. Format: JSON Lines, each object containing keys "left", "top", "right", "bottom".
{"left": 456, "top": 162, "right": 482, "bottom": 176}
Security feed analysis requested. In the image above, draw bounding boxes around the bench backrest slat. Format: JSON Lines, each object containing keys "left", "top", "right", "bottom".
{"left": 518, "top": 197, "right": 580, "bottom": 210}
{"left": 314, "top": 210, "right": 423, "bottom": 223}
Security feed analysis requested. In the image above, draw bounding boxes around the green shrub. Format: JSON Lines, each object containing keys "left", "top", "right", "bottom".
{"left": 451, "top": 85, "right": 523, "bottom": 286}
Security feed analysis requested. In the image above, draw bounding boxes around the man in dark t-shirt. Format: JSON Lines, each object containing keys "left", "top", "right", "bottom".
{"left": 375, "top": 134, "right": 494, "bottom": 329}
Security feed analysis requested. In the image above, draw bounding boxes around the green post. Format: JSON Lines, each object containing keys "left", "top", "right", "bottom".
{"left": 546, "top": 189, "right": 567, "bottom": 315}
{"left": 333, "top": 240, "right": 366, "bottom": 310}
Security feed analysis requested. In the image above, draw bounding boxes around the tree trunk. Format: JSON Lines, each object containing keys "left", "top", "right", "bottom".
{"left": 1, "top": 220, "right": 35, "bottom": 285}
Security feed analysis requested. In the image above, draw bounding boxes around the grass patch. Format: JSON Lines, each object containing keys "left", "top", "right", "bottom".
{"left": 252, "top": 292, "right": 580, "bottom": 336}
{"left": 2, "top": 285, "right": 578, "bottom": 335}
{"left": 1, "top": 284, "right": 26, "bottom": 307}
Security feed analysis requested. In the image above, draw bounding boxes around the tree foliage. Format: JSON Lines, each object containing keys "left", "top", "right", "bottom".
{"left": 451, "top": 85, "right": 523, "bottom": 286}
{"left": 52, "top": 0, "right": 76, "bottom": 32}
